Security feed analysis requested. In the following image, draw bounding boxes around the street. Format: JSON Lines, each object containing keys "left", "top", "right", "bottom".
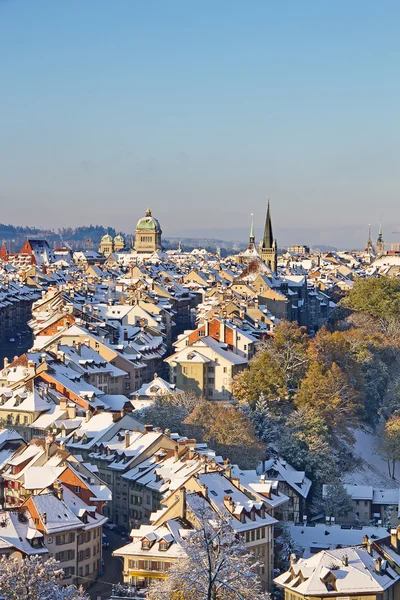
{"left": 89, "top": 529, "right": 126, "bottom": 600}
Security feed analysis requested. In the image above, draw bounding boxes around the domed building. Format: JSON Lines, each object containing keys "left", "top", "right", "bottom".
{"left": 133, "top": 208, "right": 163, "bottom": 254}
{"left": 113, "top": 233, "right": 125, "bottom": 252}
{"left": 99, "top": 233, "right": 114, "bottom": 256}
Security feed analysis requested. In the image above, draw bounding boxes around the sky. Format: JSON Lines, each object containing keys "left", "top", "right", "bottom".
{"left": 1, "top": 0, "right": 399, "bottom": 248}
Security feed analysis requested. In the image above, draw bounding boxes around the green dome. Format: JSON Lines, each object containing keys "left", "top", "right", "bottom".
{"left": 136, "top": 208, "right": 162, "bottom": 233}
{"left": 114, "top": 234, "right": 124, "bottom": 243}
{"left": 101, "top": 233, "right": 113, "bottom": 243}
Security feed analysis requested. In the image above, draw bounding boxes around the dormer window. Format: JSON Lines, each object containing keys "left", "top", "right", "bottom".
{"left": 141, "top": 539, "right": 152, "bottom": 550}
{"left": 159, "top": 541, "right": 169, "bottom": 551}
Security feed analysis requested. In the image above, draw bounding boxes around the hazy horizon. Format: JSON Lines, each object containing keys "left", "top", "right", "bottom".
{"left": 1, "top": 1, "right": 399, "bottom": 248}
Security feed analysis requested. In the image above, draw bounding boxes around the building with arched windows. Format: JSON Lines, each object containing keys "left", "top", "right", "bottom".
{"left": 133, "top": 209, "right": 163, "bottom": 254}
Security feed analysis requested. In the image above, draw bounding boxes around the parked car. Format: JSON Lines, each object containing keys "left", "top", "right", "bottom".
{"left": 102, "top": 534, "right": 110, "bottom": 548}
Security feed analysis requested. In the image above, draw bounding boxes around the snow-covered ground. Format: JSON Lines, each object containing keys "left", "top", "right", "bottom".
{"left": 344, "top": 428, "right": 400, "bottom": 487}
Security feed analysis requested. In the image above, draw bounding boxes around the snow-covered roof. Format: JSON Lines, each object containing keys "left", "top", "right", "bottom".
{"left": 275, "top": 545, "right": 399, "bottom": 595}
{"left": 282, "top": 521, "right": 390, "bottom": 558}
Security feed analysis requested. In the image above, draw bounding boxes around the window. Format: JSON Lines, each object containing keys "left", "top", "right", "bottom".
{"left": 75, "top": 486, "right": 82, "bottom": 494}
{"left": 364, "top": 501, "right": 368, "bottom": 507}
{"left": 159, "top": 541, "right": 169, "bottom": 551}
{"left": 63, "top": 567, "right": 75, "bottom": 578}
{"left": 24, "top": 416, "right": 28, "bottom": 424}
{"left": 223, "top": 367, "right": 227, "bottom": 373}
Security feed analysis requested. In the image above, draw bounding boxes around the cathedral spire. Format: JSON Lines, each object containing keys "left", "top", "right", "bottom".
{"left": 262, "top": 198, "right": 273, "bottom": 250}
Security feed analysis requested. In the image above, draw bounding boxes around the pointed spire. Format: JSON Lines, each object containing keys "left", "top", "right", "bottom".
{"left": 249, "top": 213, "right": 255, "bottom": 244}
{"left": 365, "top": 224, "right": 374, "bottom": 254}
{"left": 377, "top": 220, "right": 383, "bottom": 242}
{"left": 262, "top": 198, "right": 273, "bottom": 249}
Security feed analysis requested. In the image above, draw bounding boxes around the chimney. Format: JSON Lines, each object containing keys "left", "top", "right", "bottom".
{"left": 164, "top": 428, "right": 171, "bottom": 437}
{"left": 67, "top": 403, "right": 76, "bottom": 420}
{"left": 42, "top": 513, "right": 47, "bottom": 524}
{"left": 219, "top": 319, "right": 225, "bottom": 343}
{"left": 290, "top": 553, "right": 296, "bottom": 567}
{"left": 390, "top": 529, "right": 398, "bottom": 551}
{"left": 342, "top": 555, "right": 348, "bottom": 567}
{"left": 363, "top": 535, "right": 372, "bottom": 555}
{"left": 223, "top": 495, "right": 234, "bottom": 513}
{"left": 200, "top": 483, "right": 208, "bottom": 498}
{"left": 60, "top": 398, "right": 67, "bottom": 412}
{"left": 3, "top": 357, "right": 8, "bottom": 369}
{"left": 204, "top": 318, "right": 209, "bottom": 336}
{"left": 85, "top": 410, "right": 91, "bottom": 422}
{"left": 144, "top": 424, "right": 153, "bottom": 433}
{"left": 84, "top": 338, "right": 90, "bottom": 347}
{"left": 174, "top": 445, "right": 179, "bottom": 461}
{"left": 45, "top": 432, "right": 55, "bottom": 459}
{"left": 54, "top": 482, "right": 63, "bottom": 501}
{"left": 375, "top": 557, "right": 382, "bottom": 574}
{"left": 178, "top": 486, "right": 186, "bottom": 519}
{"left": 124, "top": 430, "right": 130, "bottom": 449}
{"left": 232, "top": 325, "right": 237, "bottom": 349}
{"left": 224, "top": 458, "right": 231, "bottom": 479}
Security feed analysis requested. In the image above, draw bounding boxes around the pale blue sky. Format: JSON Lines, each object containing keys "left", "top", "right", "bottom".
{"left": 1, "top": 0, "right": 399, "bottom": 247}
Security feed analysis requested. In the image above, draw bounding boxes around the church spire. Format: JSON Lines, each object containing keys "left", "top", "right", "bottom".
{"left": 376, "top": 220, "right": 384, "bottom": 254}
{"left": 377, "top": 220, "right": 383, "bottom": 242}
{"left": 262, "top": 198, "right": 273, "bottom": 249}
{"left": 365, "top": 224, "right": 374, "bottom": 254}
{"left": 259, "top": 198, "right": 278, "bottom": 273}
{"left": 249, "top": 213, "right": 255, "bottom": 245}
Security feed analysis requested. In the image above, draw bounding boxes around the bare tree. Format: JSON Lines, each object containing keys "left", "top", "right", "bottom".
{"left": 147, "top": 501, "right": 270, "bottom": 600}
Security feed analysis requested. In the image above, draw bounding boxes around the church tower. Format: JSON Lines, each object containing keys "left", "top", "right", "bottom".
{"left": 259, "top": 200, "right": 277, "bottom": 272}
{"left": 364, "top": 224, "right": 374, "bottom": 255}
{"left": 249, "top": 213, "right": 255, "bottom": 249}
{"left": 376, "top": 221, "right": 384, "bottom": 254}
